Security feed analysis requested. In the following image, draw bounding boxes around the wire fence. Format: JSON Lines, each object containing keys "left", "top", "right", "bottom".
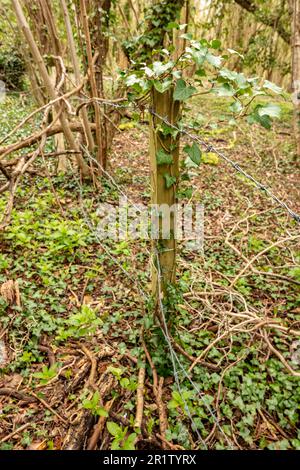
{"left": 73, "top": 98, "right": 299, "bottom": 448}
{"left": 92, "top": 98, "right": 300, "bottom": 225}
{"left": 149, "top": 108, "right": 300, "bottom": 224}
{"left": 2, "top": 94, "right": 299, "bottom": 449}
{"left": 68, "top": 141, "right": 243, "bottom": 449}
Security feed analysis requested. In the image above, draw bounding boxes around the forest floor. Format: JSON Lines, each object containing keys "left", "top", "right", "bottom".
{"left": 0, "top": 92, "right": 299, "bottom": 450}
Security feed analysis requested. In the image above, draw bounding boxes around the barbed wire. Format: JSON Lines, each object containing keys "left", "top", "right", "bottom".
{"left": 77, "top": 99, "right": 298, "bottom": 448}
{"left": 148, "top": 108, "right": 300, "bottom": 225}
{"left": 67, "top": 145, "right": 236, "bottom": 449}
{"left": 154, "top": 250, "right": 235, "bottom": 449}
{"left": 7, "top": 91, "right": 297, "bottom": 228}
{"left": 2, "top": 94, "right": 296, "bottom": 447}
{"left": 84, "top": 98, "right": 300, "bottom": 225}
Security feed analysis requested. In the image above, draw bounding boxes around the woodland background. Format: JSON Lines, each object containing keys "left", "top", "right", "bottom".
{"left": 0, "top": 0, "right": 299, "bottom": 452}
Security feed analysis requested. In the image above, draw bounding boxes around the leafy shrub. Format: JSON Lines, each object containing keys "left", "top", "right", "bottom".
{"left": 0, "top": 48, "right": 25, "bottom": 90}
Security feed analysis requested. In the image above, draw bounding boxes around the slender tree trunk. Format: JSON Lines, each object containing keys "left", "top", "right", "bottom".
{"left": 43, "top": 3, "right": 68, "bottom": 173}
{"left": 150, "top": 88, "right": 181, "bottom": 313}
{"left": 21, "top": 48, "right": 45, "bottom": 106}
{"left": 59, "top": 0, "right": 95, "bottom": 153}
{"left": 12, "top": 0, "right": 91, "bottom": 177}
{"left": 173, "top": 0, "right": 190, "bottom": 60}
{"left": 89, "top": 0, "right": 112, "bottom": 169}
{"left": 290, "top": 0, "right": 300, "bottom": 157}
{"left": 49, "top": 69, "right": 67, "bottom": 173}
{"left": 79, "top": 0, "right": 103, "bottom": 168}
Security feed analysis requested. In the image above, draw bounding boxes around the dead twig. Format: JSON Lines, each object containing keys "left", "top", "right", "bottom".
{"left": 38, "top": 344, "right": 56, "bottom": 368}
{"left": 134, "top": 365, "right": 146, "bottom": 430}
{"left": 0, "top": 422, "right": 32, "bottom": 443}
{"left": 263, "top": 332, "right": 300, "bottom": 377}
{"left": 30, "top": 392, "right": 69, "bottom": 425}
{"left": 87, "top": 399, "right": 114, "bottom": 450}
{"left": 80, "top": 345, "right": 97, "bottom": 389}
{"left": 230, "top": 235, "right": 300, "bottom": 287}
{"left": 142, "top": 335, "right": 169, "bottom": 449}
{"left": 0, "top": 388, "right": 36, "bottom": 403}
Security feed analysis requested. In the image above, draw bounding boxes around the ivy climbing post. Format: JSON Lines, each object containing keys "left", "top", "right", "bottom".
{"left": 149, "top": 87, "right": 181, "bottom": 309}
{"left": 124, "top": 34, "right": 283, "bottom": 321}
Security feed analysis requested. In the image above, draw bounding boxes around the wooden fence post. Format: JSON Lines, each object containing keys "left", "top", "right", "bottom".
{"left": 149, "top": 87, "right": 181, "bottom": 314}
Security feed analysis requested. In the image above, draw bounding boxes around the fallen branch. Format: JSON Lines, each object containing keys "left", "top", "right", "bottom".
{"left": 0, "top": 422, "right": 32, "bottom": 443}
{"left": 230, "top": 235, "right": 300, "bottom": 287}
{"left": 263, "top": 332, "right": 300, "bottom": 377}
{"left": 80, "top": 345, "right": 97, "bottom": 389}
{"left": 2, "top": 150, "right": 82, "bottom": 167}
{"left": 87, "top": 399, "right": 114, "bottom": 450}
{"left": 142, "top": 334, "right": 168, "bottom": 449}
{"left": 134, "top": 365, "right": 146, "bottom": 430}
{"left": 0, "top": 122, "right": 96, "bottom": 162}
{"left": 0, "top": 388, "right": 36, "bottom": 403}
{"left": 0, "top": 82, "right": 85, "bottom": 148}
{"left": 188, "top": 317, "right": 299, "bottom": 373}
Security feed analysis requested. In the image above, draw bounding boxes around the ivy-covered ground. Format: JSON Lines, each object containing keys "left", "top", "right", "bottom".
{"left": 0, "top": 93, "right": 299, "bottom": 450}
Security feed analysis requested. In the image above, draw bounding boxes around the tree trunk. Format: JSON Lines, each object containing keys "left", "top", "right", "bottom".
{"left": 79, "top": 0, "right": 103, "bottom": 168}
{"left": 233, "top": 0, "right": 290, "bottom": 44}
{"left": 89, "top": 0, "right": 112, "bottom": 170}
{"left": 12, "top": 0, "right": 91, "bottom": 178}
{"left": 59, "top": 0, "right": 95, "bottom": 153}
{"left": 126, "top": 0, "right": 185, "bottom": 63}
{"left": 150, "top": 88, "right": 181, "bottom": 314}
{"left": 49, "top": 68, "right": 67, "bottom": 173}
{"left": 290, "top": 0, "right": 300, "bottom": 157}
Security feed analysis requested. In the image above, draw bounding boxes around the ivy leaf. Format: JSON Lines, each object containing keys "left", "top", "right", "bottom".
{"left": 184, "top": 143, "right": 201, "bottom": 165}
{"left": 172, "top": 70, "right": 182, "bottom": 79}
{"left": 202, "top": 152, "right": 219, "bottom": 165}
{"left": 206, "top": 52, "right": 222, "bottom": 68}
{"left": 248, "top": 103, "right": 280, "bottom": 129}
{"left": 153, "top": 61, "right": 173, "bottom": 77}
{"left": 107, "top": 422, "right": 121, "bottom": 437}
{"left": 257, "top": 103, "right": 281, "bottom": 118}
{"left": 180, "top": 32, "right": 193, "bottom": 41}
{"left": 229, "top": 101, "right": 242, "bottom": 113}
{"left": 219, "top": 68, "right": 238, "bottom": 81}
{"left": 124, "top": 74, "right": 148, "bottom": 92}
{"left": 166, "top": 22, "right": 179, "bottom": 30}
{"left": 159, "top": 123, "right": 179, "bottom": 138}
{"left": 156, "top": 149, "right": 174, "bottom": 165}
{"left": 144, "top": 66, "right": 155, "bottom": 78}
{"left": 164, "top": 174, "right": 177, "bottom": 188}
{"left": 153, "top": 79, "right": 172, "bottom": 94}
{"left": 214, "top": 83, "right": 235, "bottom": 97}
{"left": 211, "top": 39, "right": 221, "bottom": 49}
{"left": 173, "top": 79, "right": 196, "bottom": 101}
{"left": 247, "top": 112, "right": 271, "bottom": 130}
{"left": 263, "top": 80, "right": 282, "bottom": 95}
{"left": 125, "top": 74, "right": 139, "bottom": 86}
{"left": 190, "top": 49, "right": 207, "bottom": 66}
{"left": 227, "top": 48, "right": 244, "bottom": 59}
{"left": 195, "top": 68, "right": 206, "bottom": 77}
{"left": 179, "top": 23, "right": 188, "bottom": 31}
